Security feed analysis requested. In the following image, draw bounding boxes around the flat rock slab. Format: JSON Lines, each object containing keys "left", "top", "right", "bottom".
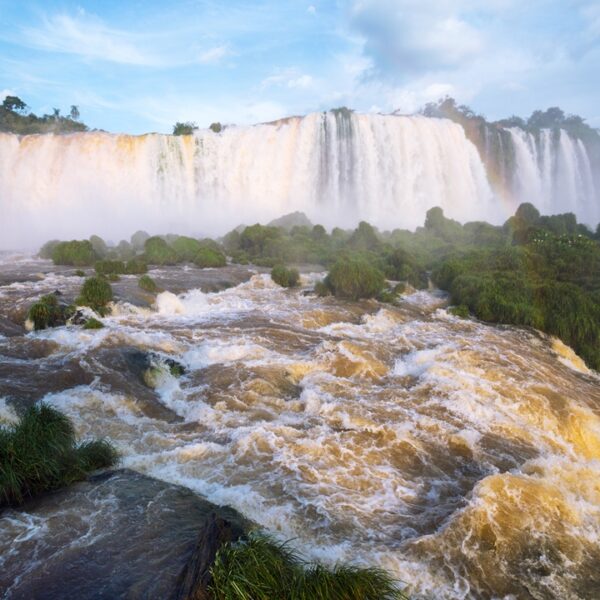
{"left": 0, "top": 469, "right": 245, "bottom": 600}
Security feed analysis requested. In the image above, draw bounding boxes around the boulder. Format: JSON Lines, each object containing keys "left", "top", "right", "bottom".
{"left": 0, "top": 469, "right": 246, "bottom": 600}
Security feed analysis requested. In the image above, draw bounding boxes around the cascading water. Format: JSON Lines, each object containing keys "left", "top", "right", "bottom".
{"left": 0, "top": 112, "right": 497, "bottom": 249}
{"left": 0, "top": 111, "right": 598, "bottom": 250}
{"left": 506, "top": 127, "right": 598, "bottom": 220}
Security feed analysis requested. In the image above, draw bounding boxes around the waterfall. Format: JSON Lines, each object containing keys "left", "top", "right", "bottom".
{"left": 0, "top": 111, "right": 598, "bottom": 250}
{"left": 505, "top": 127, "right": 599, "bottom": 223}
{"left": 0, "top": 112, "right": 497, "bottom": 249}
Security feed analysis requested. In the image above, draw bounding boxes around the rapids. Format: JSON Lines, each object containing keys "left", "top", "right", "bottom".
{"left": 1, "top": 256, "right": 599, "bottom": 599}
{"left": 1, "top": 111, "right": 597, "bottom": 250}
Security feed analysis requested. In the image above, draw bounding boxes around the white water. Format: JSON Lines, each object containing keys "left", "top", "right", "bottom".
{"left": 507, "top": 128, "right": 599, "bottom": 222}
{"left": 0, "top": 113, "right": 499, "bottom": 249}
{"left": 1, "top": 112, "right": 598, "bottom": 250}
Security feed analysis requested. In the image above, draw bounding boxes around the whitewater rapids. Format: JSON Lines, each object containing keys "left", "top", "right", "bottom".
{"left": 0, "top": 257, "right": 599, "bottom": 599}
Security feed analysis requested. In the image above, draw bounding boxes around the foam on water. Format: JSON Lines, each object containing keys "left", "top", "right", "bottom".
{"left": 4, "top": 269, "right": 600, "bottom": 598}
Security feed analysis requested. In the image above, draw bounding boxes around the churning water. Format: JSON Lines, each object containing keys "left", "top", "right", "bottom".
{"left": 1, "top": 257, "right": 599, "bottom": 599}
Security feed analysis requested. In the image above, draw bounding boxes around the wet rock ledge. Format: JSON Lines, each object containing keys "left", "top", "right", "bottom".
{"left": 0, "top": 469, "right": 246, "bottom": 599}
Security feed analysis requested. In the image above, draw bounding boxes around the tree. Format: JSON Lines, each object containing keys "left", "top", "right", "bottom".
{"left": 2, "top": 95, "right": 27, "bottom": 113}
{"left": 52, "top": 108, "right": 61, "bottom": 119}
{"left": 173, "top": 121, "right": 198, "bottom": 135}
{"left": 69, "top": 105, "right": 80, "bottom": 121}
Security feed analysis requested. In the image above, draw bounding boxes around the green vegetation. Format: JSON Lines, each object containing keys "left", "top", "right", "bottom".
{"left": 172, "top": 236, "right": 203, "bottom": 262}
{"left": 138, "top": 274, "right": 158, "bottom": 292}
{"left": 75, "top": 269, "right": 86, "bottom": 277}
{"left": 51, "top": 240, "right": 97, "bottom": 266}
{"left": 271, "top": 265, "right": 300, "bottom": 288}
{"left": 210, "top": 533, "right": 406, "bottom": 600}
{"left": 89, "top": 235, "right": 108, "bottom": 258}
{"left": 83, "top": 317, "right": 104, "bottom": 330}
{"left": 0, "top": 95, "right": 88, "bottom": 135}
{"left": 173, "top": 121, "right": 198, "bottom": 135}
{"left": 39, "top": 240, "right": 60, "bottom": 259}
{"left": 27, "top": 294, "right": 73, "bottom": 330}
{"left": 77, "top": 276, "right": 113, "bottom": 316}
{"left": 194, "top": 246, "right": 227, "bottom": 268}
{"left": 0, "top": 404, "right": 118, "bottom": 507}
{"left": 131, "top": 230, "right": 150, "bottom": 252}
{"left": 144, "top": 236, "right": 179, "bottom": 265}
{"left": 324, "top": 257, "right": 386, "bottom": 300}
{"left": 95, "top": 260, "right": 126, "bottom": 276}
{"left": 36, "top": 199, "right": 600, "bottom": 370}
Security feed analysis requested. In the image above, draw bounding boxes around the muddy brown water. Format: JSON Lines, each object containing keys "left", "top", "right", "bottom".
{"left": 1, "top": 254, "right": 599, "bottom": 599}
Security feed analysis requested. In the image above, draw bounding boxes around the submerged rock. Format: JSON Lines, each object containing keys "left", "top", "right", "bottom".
{"left": 0, "top": 469, "right": 246, "bottom": 600}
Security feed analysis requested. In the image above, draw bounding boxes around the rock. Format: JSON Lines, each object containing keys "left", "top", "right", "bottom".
{"left": 174, "top": 512, "right": 244, "bottom": 600}
{"left": 268, "top": 211, "right": 313, "bottom": 231}
{"left": 0, "top": 315, "right": 25, "bottom": 337}
{"left": 0, "top": 469, "right": 247, "bottom": 600}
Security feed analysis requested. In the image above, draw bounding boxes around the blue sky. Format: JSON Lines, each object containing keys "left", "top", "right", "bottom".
{"left": 1, "top": 0, "right": 598, "bottom": 133}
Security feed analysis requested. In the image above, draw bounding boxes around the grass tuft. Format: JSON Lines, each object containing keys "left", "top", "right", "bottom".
{"left": 0, "top": 404, "right": 119, "bottom": 506}
{"left": 210, "top": 533, "right": 407, "bottom": 600}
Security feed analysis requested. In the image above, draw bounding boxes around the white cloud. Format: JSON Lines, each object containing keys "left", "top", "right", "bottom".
{"left": 22, "top": 13, "right": 159, "bottom": 66}
{"left": 287, "top": 74, "right": 314, "bottom": 88}
{"left": 307, "top": 5, "right": 317, "bottom": 15}
{"left": 261, "top": 68, "right": 314, "bottom": 90}
{"left": 18, "top": 11, "right": 233, "bottom": 69}
{"left": 197, "top": 45, "right": 230, "bottom": 64}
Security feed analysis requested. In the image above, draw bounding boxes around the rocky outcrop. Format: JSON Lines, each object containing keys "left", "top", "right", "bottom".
{"left": 0, "top": 469, "right": 247, "bottom": 600}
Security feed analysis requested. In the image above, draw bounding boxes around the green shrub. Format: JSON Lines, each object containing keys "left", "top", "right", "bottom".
{"left": 77, "top": 276, "right": 113, "bottom": 316}
{"left": 75, "top": 269, "right": 86, "bottom": 277}
{"left": 271, "top": 265, "right": 300, "bottom": 288}
{"left": 107, "top": 274, "right": 120, "bottom": 282}
{"left": 210, "top": 533, "right": 406, "bottom": 600}
{"left": 377, "top": 288, "right": 398, "bottom": 303}
{"left": 194, "top": 247, "right": 227, "bottom": 268}
{"left": 125, "top": 258, "right": 148, "bottom": 274}
{"left": 89, "top": 235, "right": 108, "bottom": 258}
{"left": 171, "top": 236, "right": 203, "bottom": 262}
{"left": 138, "top": 275, "right": 158, "bottom": 293}
{"left": 39, "top": 240, "right": 60, "bottom": 259}
{"left": 144, "top": 236, "right": 179, "bottom": 265}
{"left": 116, "top": 240, "right": 135, "bottom": 260}
{"left": 314, "top": 280, "right": 330, "bottom": 297}
{"left": 51, "top": 240, "right": 97, "bottom": 266}
{"left": 231, "top": 250, "right": 250, "bottom": 265}
{"left": 449, "top": 304, "right": 469, "bottom": 318}
{"left": 27, "top": 294, "right": 73, "bottom": 330}
{"left": 131, "top": 230, "right": 150, "bottom": 252}
{"left": 0, "top": 404, "right": 118, "bottom": 507}
{"left": 95, "top": 260, "right": 126, "bottom": 275}
{"left": 324, "top": 257, "right": 385, "bottom": 300}
{"left": 83, "top": 317, "right": 104, "bottom": 330}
